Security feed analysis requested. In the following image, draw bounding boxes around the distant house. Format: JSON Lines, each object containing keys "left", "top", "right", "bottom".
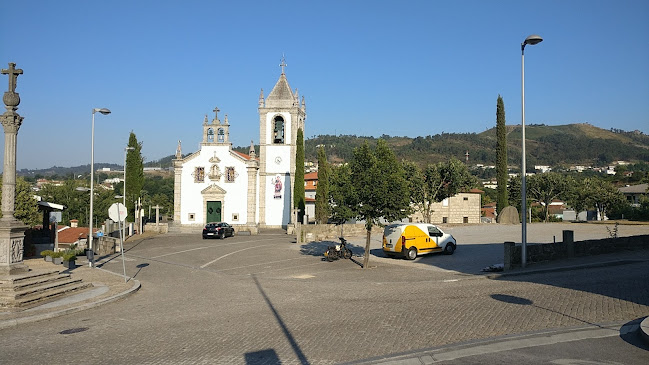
{"left": 410, "top": 189, "right": 483, "bottom": 224}
{"left": 619, "top": 183, "right": 648, "bottom": 207}
{"left": 481, "top": 202, "right": 496, "bottom": 223}
{"left": 304, "top": 172, "right": 318, "bottom": 223}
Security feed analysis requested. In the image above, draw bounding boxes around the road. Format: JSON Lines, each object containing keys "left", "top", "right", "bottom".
{"left": 0, "top": 224, "right": 648, "bottom": 364}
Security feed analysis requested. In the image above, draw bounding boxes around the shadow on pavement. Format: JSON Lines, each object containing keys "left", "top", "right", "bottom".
{"left": 252, "top": 274, "right": 310, "bottom": 365}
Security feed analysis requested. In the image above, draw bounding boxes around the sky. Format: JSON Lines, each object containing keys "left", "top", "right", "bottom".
{"left": 1, "top": 0, "right": 648, "bottom": 170}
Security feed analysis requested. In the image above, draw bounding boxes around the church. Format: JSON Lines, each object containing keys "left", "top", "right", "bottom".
{"left": 173, "top": 63, "right": 306, "bottom": 232}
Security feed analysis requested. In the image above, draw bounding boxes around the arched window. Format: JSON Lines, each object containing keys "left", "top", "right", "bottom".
{"left": 273, "top": 116, "right": 284, "bottom": 144}
{"left": 207, "top": 128, "right": 214, "bottom": 143}
{"left": 217, "top": 128, "right": 225, "bottom": 143}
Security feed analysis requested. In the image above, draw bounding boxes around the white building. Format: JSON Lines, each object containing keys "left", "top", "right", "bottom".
{"left": 173, "top": 65, "right": 306, "bottom": 231}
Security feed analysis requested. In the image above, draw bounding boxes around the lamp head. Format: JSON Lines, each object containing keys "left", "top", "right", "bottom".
{"left": 524, "top": 35, "right": 543, "bottom": 46}
{"left": 93, "top": 108, "right": 111, "bottom": 115}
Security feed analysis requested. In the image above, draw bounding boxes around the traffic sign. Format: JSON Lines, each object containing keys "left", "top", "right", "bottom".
{"left": 108, "top": 203, "right": 128, "bottom": 222}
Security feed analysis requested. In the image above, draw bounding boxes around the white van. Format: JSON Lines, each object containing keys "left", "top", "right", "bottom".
{"left": 382, "top": 223, "right": 457, "bottom": 260}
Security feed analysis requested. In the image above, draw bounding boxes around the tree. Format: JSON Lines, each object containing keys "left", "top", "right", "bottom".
{"left": 496, "top": 95, "right": 508, "bottom": 215}
{"left": 404, "top": 158, "right": 477, "bottom": 223}
{"left": 350, "top": 140, "right": 411, "bottom": 268}
{"left": 314, "top": 145, "right": 330, "bottom": 224}
{"left": 294, "top": 128, "right": 305, "bottom": 223}
{"left": 0, "top": 177, "right": 40, "bottom": 226}
{"left": 329, "top": 163, "right": 356, "bottom": 227}
{"left": 527, "top": 173, "right": 570, "bottom": 222}
{"left": 126, "top": 132, "right": 144, "bottom": 222}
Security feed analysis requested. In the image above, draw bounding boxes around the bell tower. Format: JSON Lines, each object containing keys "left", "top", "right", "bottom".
{"left": 202, "top": 106, "right": 231, "bottom": 146}
{"left": 258, "top": 57, "right": 306, "bottom": 227}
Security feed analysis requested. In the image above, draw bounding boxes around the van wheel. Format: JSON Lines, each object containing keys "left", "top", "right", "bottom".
{"left": 444, "top": 243, "right": 456, "bottom": 255}
{"left": 405, "top": 247, "right": 417, "bottom": 260}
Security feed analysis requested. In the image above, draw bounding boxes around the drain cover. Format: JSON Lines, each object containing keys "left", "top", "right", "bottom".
{"left": 59, "top": 327, "right": 89, "bottom": 335}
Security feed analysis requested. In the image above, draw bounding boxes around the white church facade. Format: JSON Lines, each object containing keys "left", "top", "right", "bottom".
{"left": 173, "top": 65, "right": 306, "bottom": 232}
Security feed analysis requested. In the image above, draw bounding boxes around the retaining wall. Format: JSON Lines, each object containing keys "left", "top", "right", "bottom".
{"left": 504, "top": 231, "right": 649, "bottom": 270}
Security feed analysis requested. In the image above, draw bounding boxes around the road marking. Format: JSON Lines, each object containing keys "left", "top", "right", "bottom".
{"left": 292, "top": 274, "right": 315, "bottom": 279}
{"left": 151, "top": 246, "right": 210, "bottom": 259}
{"left": 151, "top": 237, "right": 279, "bottom": 259}
{"left": 210, "top": 256, "right": 313, "bottom": 272}
{"left": 443, "top": 279, "right": 459, "bottom": 283}
{"left": 200, "top": 245, "right": 268, "bottom": 268}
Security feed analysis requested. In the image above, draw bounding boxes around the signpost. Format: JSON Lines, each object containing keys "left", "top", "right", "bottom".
{"left": 109, "top": 203, "right": 128, "bottom": 282}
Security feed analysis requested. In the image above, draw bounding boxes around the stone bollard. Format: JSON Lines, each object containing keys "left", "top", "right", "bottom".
{"left": 563, "top": 230, "right": 574, "bottom": 257}
{"left": 504, "top": 241, "right": 515, "bottom": 270}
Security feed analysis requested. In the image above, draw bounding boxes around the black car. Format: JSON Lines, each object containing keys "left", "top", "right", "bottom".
{"left": 202, "top": 222, "right": 235, "bottom": 239}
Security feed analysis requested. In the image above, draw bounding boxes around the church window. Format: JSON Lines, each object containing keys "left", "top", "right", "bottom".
{"left": 226, "top": 167, "right": 236, "bottom": 182}
{"left": 194, "top": 167, "right": 205, "bottom": 183}
{"left": 232, "top": 213, "right": 239, "bottom": 221}
{"left": 217, "top": 128, "right": 225, "bottom": 143}
{"left": 207, "top": 128, "right": 214, "bottom": 143}
{"left": 273, "top": 116, "right": 285, "bottom": 144}
{"left": 189, "top": 213, "right": 195, "bottom": 221}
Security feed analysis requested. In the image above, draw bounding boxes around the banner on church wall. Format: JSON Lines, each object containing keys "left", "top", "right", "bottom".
{"left": 273, "top": 175, "right": 283, "bottom": 199}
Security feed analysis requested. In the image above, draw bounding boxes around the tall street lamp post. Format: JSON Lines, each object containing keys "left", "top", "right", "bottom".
{"left": 521, "top": 34, "right": 543, "bottom": 268}
{"left": 123, "top": 146, "right": 134, "bottom": 237}
{"left": 89, "top": 107, "right": 111, "bottom": 267}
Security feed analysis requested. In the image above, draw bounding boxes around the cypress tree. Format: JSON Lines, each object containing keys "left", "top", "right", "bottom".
{"left": 126, "top": 131, "right": 144, "bottom": 222}
{"left": 496, "top": 95, "right": 508, "bottom": 215}
{"left": 294, "top": 128, "right": 305, "bottom": 223}
{"left": 315, "top": 146, "right": 330, "bottom": 224}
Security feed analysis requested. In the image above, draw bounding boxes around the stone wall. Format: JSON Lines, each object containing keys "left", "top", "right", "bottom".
{"left": 297, "top": 224, "right": 384, "bottom": 243}
{"left": 504, "top": 231, "right": 649, "bottom": 270}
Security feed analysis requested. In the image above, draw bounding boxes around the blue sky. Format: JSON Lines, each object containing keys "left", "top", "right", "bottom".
{"left": 1, "top": 0, "right": 648, "bottom": 170}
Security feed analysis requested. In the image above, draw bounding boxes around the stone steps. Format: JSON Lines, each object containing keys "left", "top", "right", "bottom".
{"left": 0, "top": 270, "right": 92, "bottom": 308}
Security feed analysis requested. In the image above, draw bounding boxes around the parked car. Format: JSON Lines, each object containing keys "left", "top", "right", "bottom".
{"left": 382, "top": 223, "right": 456, "bottom": 260}
{"left": 202, "top": 222, "right": 235, "bottom": 239}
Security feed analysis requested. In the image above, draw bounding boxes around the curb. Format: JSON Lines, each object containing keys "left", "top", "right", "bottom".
{"left": 485, "top": 259, "right": 645, "bottom": 279}
{"left": 0, "top": 278, "right": 141, "bottom": 330}
{"left": 641, "top": 317, "right": 649, "bottom": 345}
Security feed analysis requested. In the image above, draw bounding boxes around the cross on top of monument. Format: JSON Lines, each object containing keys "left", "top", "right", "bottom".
{"left": 213, "top": 106, "right": 220, "bottom": 120}
{"left": 279, "top": 55, "right": 287, "bottom": 74}
{"left": 1, "top": 63, "right": 23, "bottom": 93}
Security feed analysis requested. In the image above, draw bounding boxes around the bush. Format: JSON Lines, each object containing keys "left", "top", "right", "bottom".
{"left": 62, "top": 251, "right": 77, "bottom": 261}
{"left": 40, "top": 250, "right": 54, "bottom": 258}
{"left": 50, "top": 251, "right": 63, "bottom": 258}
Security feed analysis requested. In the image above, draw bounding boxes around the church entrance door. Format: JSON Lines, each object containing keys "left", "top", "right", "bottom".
{"left": 207, "top": 201, "right": 222, "bottom": 222}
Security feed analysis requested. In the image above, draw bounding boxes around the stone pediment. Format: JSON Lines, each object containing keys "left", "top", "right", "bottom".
{"left": 201, "top": 184, "right": 227, "bottom": 195}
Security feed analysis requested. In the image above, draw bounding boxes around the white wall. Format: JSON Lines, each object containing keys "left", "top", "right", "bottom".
{"left": 179, "top": 145, "right": 250, "bottom": 225}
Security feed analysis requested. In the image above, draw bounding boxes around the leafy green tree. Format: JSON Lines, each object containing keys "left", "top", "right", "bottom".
{"left": 405, "top": 158, "right": 477, "bottom": 223}
{"left": 527, "top": 173, "right": 570, "bottom": 222}
{"left": 294, "top": 128, "right": 305, "bottom": 223}
{"left": 315, "top": 146, "right": 330, "bottom": 224}
{"left": 126, "top": 132, "right": 144, "bottom": 222}
{"left": 329, "top": 163, "right": 356, "bottom": 227}
{"left": 350, "top": 140, "right": 411, "bottom": 268}
{"left": 496, "top": 95, "right": 508, "bottom": 215}
{"left": 0, "top": 177, "right": 40, "bottom": 226}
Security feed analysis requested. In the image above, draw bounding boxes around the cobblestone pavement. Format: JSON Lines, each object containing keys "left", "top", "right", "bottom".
{"left": 1, "top": 224, "right": 648, "bottom": 364}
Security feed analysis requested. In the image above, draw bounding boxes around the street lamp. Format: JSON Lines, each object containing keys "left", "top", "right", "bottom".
{"left": 123, "top": 146, "right": 134, "bottom": 237}
{"left": 521, "top": 34, "right": 543, "bottom": 268}
{"left": 89, "top": 107, "right": 111, "bottom": 268}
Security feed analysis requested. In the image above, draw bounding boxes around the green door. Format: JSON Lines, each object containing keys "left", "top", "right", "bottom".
{"left": 207, "top": 201, "right": 222, "bottom": 222}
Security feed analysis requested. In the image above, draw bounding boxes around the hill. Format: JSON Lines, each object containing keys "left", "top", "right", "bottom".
{"left": 18, "top": 124, "right": 649, "bottom": 177}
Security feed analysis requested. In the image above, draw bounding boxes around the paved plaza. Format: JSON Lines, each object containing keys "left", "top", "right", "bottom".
{"left": 0, "top": 223, "right": 648, "bottom": 364}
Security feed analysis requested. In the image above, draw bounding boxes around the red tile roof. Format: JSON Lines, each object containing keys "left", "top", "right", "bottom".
{"left": 58, "top": 227, "right": 92, "bottom": 244}
{"left": 304, "top": 172, "right": 318, "bottom": 180}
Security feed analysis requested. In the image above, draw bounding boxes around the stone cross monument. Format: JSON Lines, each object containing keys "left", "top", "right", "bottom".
{"left": 0, "top": 62, "right": 28, "bottom": 275}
